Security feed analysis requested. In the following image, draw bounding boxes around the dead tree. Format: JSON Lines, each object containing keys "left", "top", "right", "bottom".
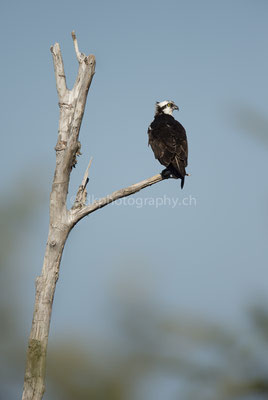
{"left": 22, "top": 32, "right": 166, "bottom": 400}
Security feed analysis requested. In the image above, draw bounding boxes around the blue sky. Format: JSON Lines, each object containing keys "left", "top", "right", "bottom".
{"left": 1, "top": 0, "right": 268, "bottom": 352}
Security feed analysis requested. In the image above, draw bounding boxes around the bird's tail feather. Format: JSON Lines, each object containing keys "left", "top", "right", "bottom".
{"left": 173, "top": 157, "right": 185, "bottom": 189}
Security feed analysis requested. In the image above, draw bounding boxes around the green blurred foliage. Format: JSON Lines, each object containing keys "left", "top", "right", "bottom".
{"left": 0, "top": 179, "right": 45, "bottom": 398}
{"left": 44, "top": 303, "right": 268, "bottom": 400}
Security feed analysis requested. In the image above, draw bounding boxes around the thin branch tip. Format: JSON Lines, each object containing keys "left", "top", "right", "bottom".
{"left": 71, "top": 30, "right": 81, "bottom": 61}
{"left": 82, "top": 157, "right": 93, "bottom": 188}
{"left": 72, "top": 157, "right": 93, "bottom": 211}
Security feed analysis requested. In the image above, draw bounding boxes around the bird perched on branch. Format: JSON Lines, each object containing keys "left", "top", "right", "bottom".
{"left": 148, "top": 100, "right": 188, "bottom": 189}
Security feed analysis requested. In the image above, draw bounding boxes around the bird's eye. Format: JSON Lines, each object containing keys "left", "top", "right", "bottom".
{"left": 167, "top": 103, "right": 172, "bottom": 107}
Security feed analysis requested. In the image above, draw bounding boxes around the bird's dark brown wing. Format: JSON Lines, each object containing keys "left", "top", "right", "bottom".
{"left": 148, "top": 114, "right": 188, "bottom": 177}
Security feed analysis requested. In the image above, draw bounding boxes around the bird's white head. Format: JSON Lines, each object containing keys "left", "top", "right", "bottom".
{"left": 155, "top": 100, "right": 179, "bottom": 116}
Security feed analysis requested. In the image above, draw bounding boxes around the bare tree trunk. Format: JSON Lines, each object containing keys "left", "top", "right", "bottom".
{"left": 22, "top": 31, "right": 95, "bottom": 400}
{"left": 22, "top": 32, "right": 167, "bottom": 400}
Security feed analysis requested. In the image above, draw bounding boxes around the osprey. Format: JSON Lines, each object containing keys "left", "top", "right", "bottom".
{"left": 148, "top": 100, "right": 188, "bottom": 189}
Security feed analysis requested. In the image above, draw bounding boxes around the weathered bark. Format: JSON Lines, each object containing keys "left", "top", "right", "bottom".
{"left": 22, "top": 226, "right": 69, "bottom": 399}
{"left": 22, "top": 32, "right": 167, "bottom": 400}
{"left": 22, "top": 32, "right": 96, "bottom": 400}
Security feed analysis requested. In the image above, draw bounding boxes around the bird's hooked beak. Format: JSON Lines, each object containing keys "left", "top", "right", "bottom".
{"left": 173, "top": 104, "right": 179, "bottom": 111}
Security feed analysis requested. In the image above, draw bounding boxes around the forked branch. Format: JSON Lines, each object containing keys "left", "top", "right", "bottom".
{"left": 22, "top": 32, "right": 96, "bottom": 400}
{"left": 22, "top": 31, "right": 169, "bottom": 400}
{"left": 70, "top": 173, "right": 164, "bottom": 225}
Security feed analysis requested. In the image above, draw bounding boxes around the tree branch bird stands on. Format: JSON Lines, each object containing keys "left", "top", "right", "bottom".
{"left": 148, "top": 100, "right": 188, "bottom": 189}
